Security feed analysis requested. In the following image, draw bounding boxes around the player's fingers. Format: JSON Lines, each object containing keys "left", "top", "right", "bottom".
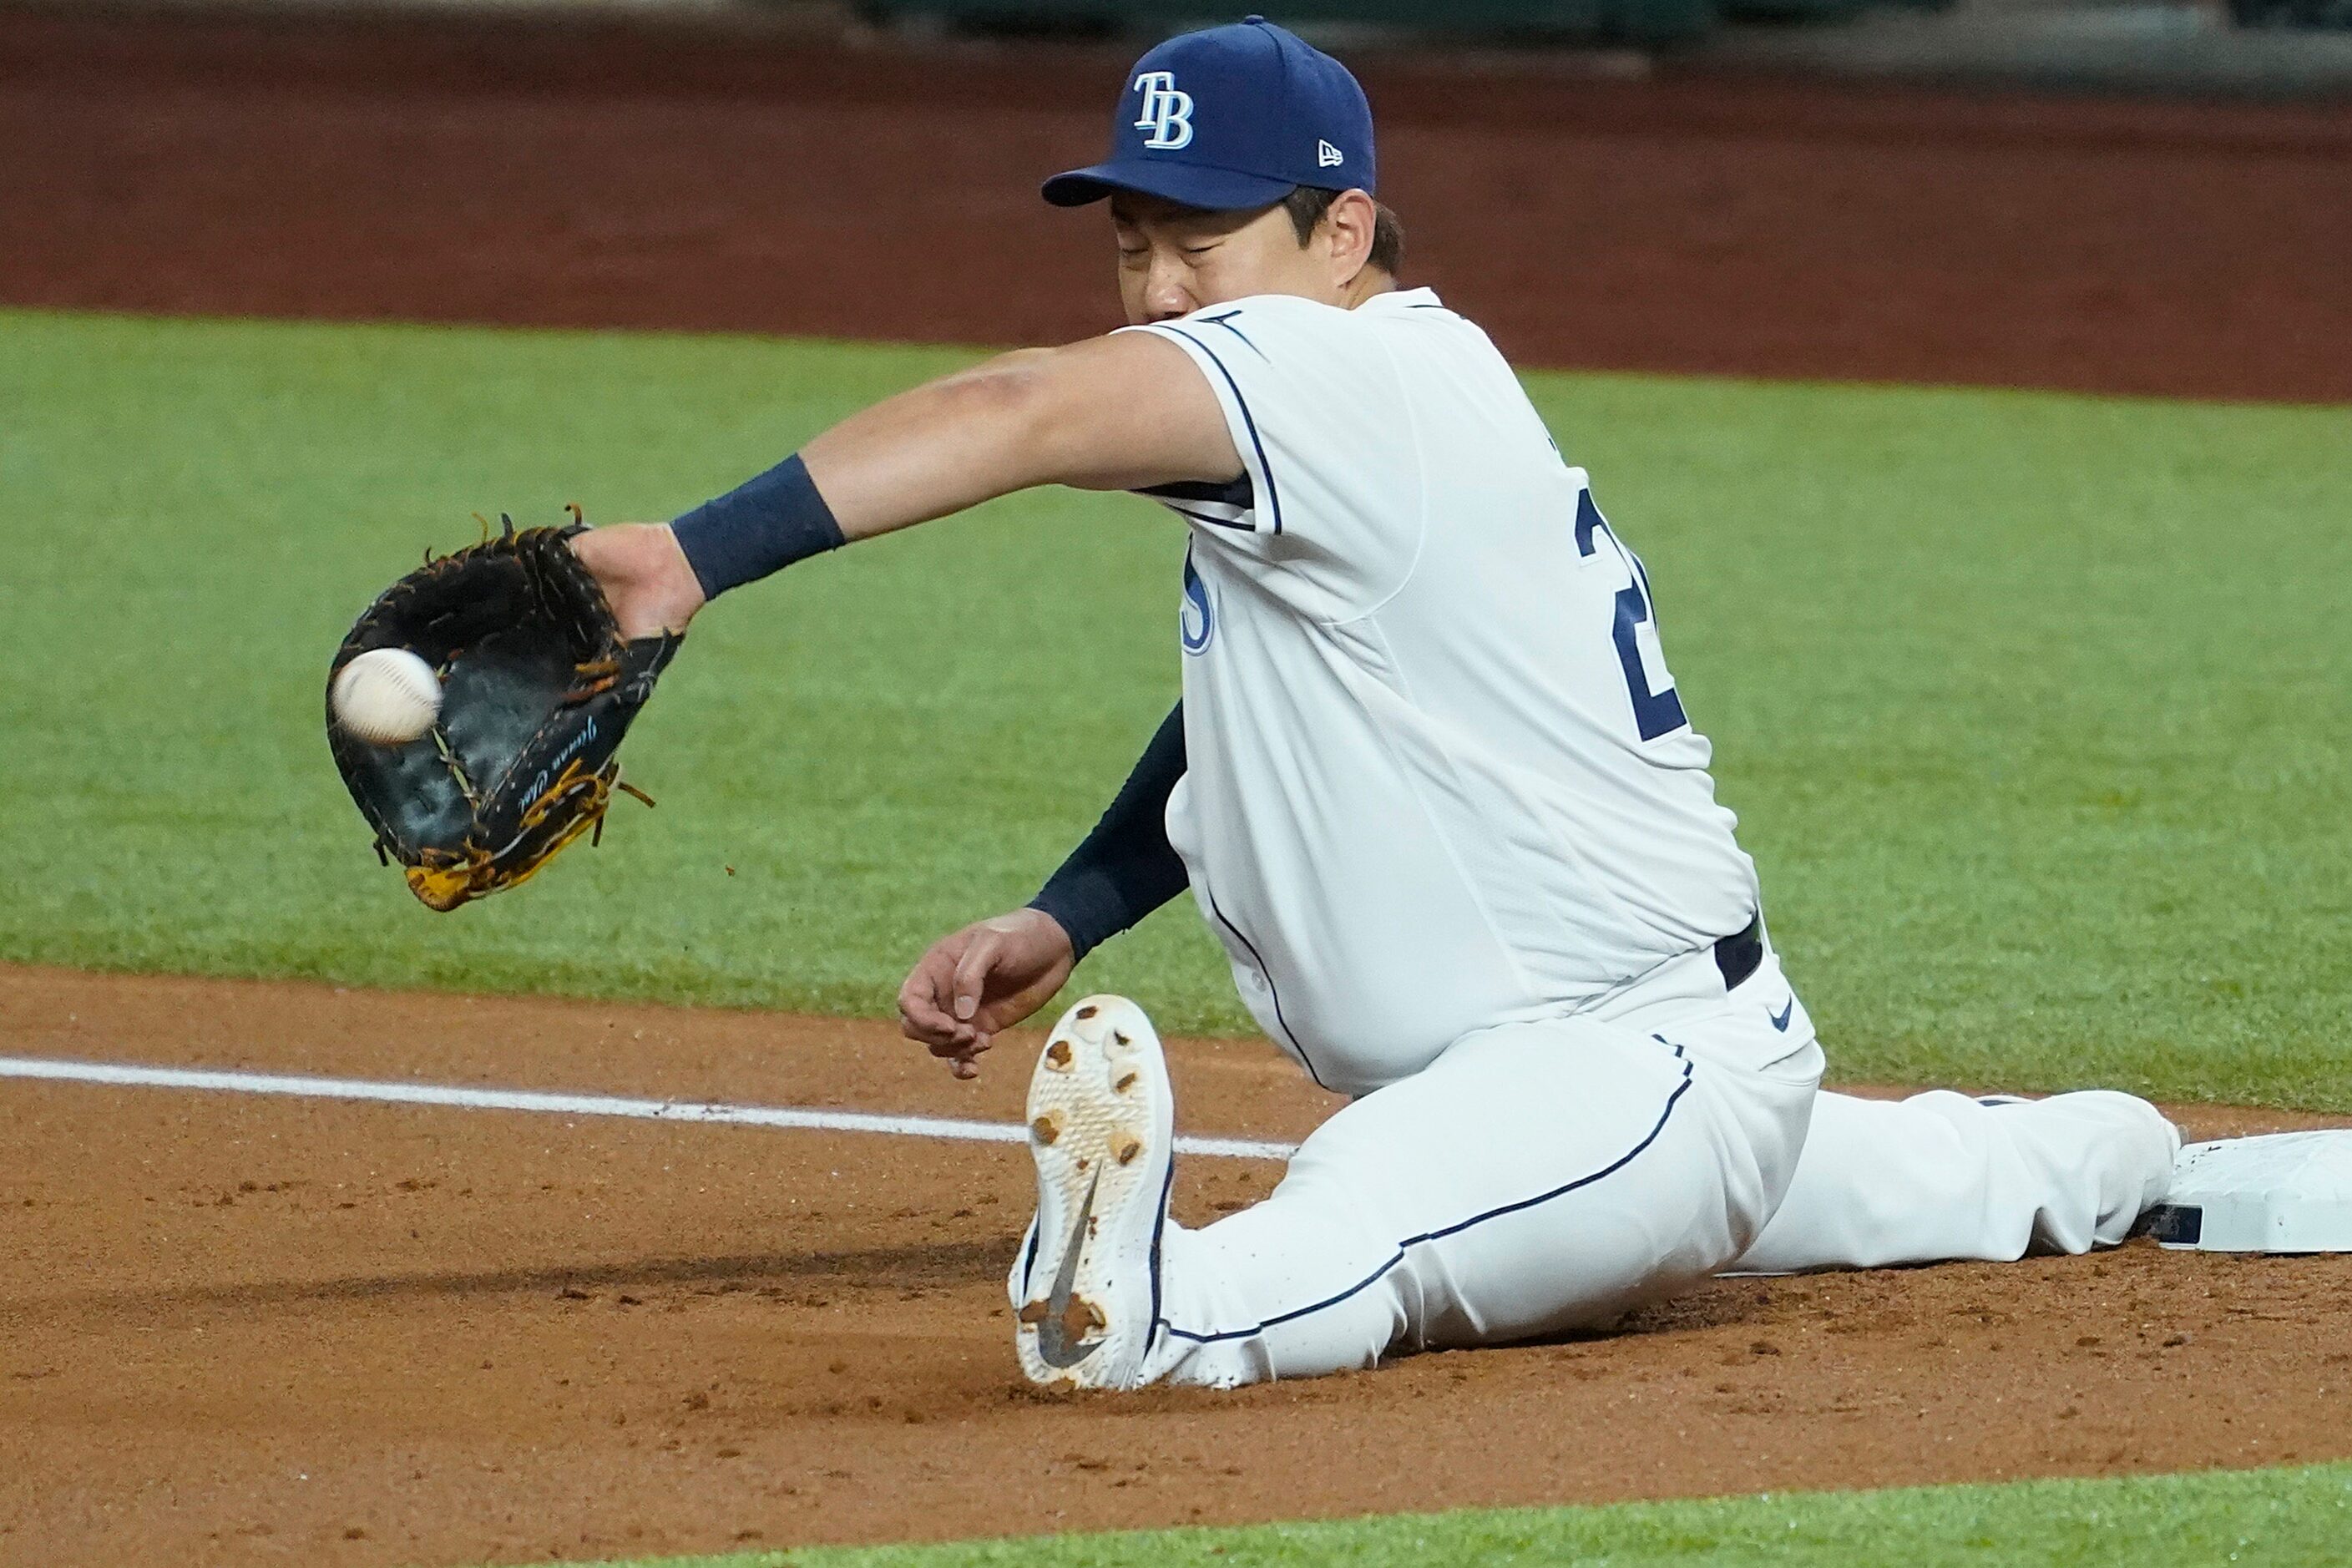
{"left": 905, "top": 1012, "right": 983, "bottom": 1054}
{"left": 908, "top": 1002, "right": 983, "bottom": 1056}
{"left": 901, "top": 1010, "right": 958, "bottom": 1049}
{"left": 897, "top": 979, "right": 951, "bottom": 1042}
{"left": 897, "top": 949, "right": 965, "bottom": 1046}
{"left": 948, "top": 933, "right": 1001, "bottom": 1023}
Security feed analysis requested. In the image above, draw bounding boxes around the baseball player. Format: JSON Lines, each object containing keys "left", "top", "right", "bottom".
{"left": 573, "top": 18, "right": 2179, "bottom": 1390}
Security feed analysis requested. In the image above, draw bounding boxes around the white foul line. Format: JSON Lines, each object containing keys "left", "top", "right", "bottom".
{"left": 0, "top": 1055, "right": 1297, "bottom": 1161}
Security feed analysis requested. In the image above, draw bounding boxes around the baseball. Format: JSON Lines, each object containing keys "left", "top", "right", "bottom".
{"left": 332, "top": 647, "right": 443, "bottom": 746}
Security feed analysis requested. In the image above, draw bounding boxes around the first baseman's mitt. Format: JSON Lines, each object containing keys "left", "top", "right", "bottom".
{"left": 326, "top": 512, "right": 681, "bottom": 911}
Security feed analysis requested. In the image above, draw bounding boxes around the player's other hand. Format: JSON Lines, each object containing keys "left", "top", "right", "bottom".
{"left": 570, "top": 523, "right": 706, "bottom": 640}
{"left": 898, "top": 908, "right": 1076, "bottom": 1080}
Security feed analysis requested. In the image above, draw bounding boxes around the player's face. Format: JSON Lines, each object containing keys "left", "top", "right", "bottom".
{"left": 1110, "top": 194, "right": 1343, "bottom": 323}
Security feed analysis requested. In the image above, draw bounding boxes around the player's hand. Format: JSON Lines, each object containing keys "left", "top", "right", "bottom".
{"left": 570, "top": 523, "right": 706, "bottom": 640}
{"left": 898, "top": 908, "right": 1076, "bottom": 1080}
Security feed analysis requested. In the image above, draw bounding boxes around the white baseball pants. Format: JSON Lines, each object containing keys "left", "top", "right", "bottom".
{"left": 1143, "top": 951, "right": 2178, "bottom": 1388}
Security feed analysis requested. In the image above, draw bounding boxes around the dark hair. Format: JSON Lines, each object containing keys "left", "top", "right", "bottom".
{"left": 1282, "top": 186, "right": 1405, "bottom": 277}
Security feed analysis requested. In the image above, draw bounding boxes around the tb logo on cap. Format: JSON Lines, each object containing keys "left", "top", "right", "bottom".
{"left": 1132, "top": 70, "right": 1195, "bottom": 150}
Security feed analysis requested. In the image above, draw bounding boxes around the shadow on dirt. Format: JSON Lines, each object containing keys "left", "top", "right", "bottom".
{"left": 7, "top": 1235, "right": 1019, "bottom": 1320}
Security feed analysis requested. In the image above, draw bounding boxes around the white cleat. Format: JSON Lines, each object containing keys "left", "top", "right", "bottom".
{"left": 1010, "top": 994, "right": 1175, "bottom": 1391}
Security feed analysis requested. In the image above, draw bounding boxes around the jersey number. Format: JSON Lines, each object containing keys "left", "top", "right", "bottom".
{"left": 1575, "top": 490, "right": 1688, "bottom": 741}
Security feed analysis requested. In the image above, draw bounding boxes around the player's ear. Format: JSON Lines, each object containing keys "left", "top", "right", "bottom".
{"left": 1323, "top": 188, "right": 1380, "bottom": 286}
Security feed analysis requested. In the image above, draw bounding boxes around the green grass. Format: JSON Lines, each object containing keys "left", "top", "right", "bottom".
{"left": 575, "top": 1463, "right": 2352, "bottom": 1566}
{"left": 3, "top": 308, "right": 2347, "bottom": 1106}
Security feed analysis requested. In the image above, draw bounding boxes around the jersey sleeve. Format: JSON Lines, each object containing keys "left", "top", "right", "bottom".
{"left": 1124, "top": 295, "right": 1424, "bottom": 620}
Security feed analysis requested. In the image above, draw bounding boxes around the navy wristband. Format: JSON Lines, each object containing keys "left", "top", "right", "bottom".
{"left": 669, "top": 453, "right": 846, "bottom": 600}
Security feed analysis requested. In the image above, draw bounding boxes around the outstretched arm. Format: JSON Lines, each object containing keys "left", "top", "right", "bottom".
{"left": 575, "top": 331, "right": 1238, "bottom": 638}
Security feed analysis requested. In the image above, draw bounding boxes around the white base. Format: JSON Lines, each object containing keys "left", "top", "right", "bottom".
{"left": 2145, "top": 1130, "right": 2352, "bottom": 1252}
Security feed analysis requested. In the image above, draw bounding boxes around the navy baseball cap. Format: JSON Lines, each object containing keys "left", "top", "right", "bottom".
{"left": 1041, "top": 16, "right": 1376, "bottom": 210}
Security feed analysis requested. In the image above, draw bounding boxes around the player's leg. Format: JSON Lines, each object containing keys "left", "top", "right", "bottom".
{"left": 1135, "top": 1003, "right": 1821, "bottom": 1388}
{"left": 1727, "top": 1086, "right": 2179, "bottom": 1275}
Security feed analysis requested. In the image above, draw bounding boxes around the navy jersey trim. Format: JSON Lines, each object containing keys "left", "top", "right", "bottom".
{"left": 1205, "top": 888, "right": 1327, "bottom": 1090}
{"left": 1195, "top": 309, "right": 1268, "bottom": 361}
{"left": 1160, "top": 1043, "right": 1695, "bottom": 1347}
{"left": 1156, "top": 324, "right": 1284, "bottom": 537}
{"left": 1168, "top": 503, "right": 1255, "bottom": 534}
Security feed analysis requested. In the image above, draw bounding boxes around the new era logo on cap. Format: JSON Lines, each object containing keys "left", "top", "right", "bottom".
{"left": 1041, "top": 17, "right": 1377, "bottom": 210}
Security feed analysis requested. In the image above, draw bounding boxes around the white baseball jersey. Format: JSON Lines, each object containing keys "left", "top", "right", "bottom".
{"left": 1129, "top": 287, "right": 1760, "bottom": 1096}
{"left": 1071, "top": 288, "right": 2175, "bottom": 1395}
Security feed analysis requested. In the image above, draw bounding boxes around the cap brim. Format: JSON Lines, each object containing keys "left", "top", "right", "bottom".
{"left": 1040, "top": 159, "right": 1297, "bottom": 211}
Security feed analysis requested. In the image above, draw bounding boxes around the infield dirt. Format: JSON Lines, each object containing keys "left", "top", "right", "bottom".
{"left": 6, "top": 964, "right": 2352, "bottom": 1567}
{"left": 4, "top": 9, "right": 2349, "bottom": 1565}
